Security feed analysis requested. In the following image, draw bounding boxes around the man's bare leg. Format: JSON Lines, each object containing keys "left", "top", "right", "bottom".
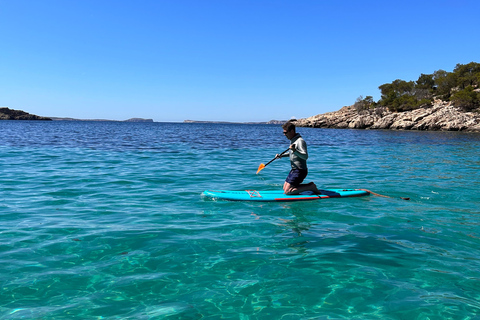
{"left": 283, "top": 181, "right": 320, "bottom": 195}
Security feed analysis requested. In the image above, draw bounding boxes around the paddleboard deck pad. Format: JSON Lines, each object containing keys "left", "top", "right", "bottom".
{"left": 202, "top": 189, "right": 370, "bottom": 202}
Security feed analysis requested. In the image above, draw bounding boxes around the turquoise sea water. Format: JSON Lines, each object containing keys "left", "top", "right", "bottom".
{"left": 1, "top": 121, "right": 479, "bottom": 319}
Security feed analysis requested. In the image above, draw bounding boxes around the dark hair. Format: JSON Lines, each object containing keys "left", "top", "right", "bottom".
{"left": 282, "top": 121, "right": 296, "bottom": 132}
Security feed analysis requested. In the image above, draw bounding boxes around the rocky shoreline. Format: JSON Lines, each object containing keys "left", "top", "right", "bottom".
{"left": 295, "top": 100, "right": 480, "bottom": 132}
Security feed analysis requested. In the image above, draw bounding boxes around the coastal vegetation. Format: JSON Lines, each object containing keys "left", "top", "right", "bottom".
{"left": 355, "top": 62, "right": 480, "bottom": 113}
{"left": 0, "top": 107, "right": 51, "bottom": 120}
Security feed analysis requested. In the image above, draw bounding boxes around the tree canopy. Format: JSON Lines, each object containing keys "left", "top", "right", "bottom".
{"left": 359, "top": 62, "right": 480, "bottom": 112}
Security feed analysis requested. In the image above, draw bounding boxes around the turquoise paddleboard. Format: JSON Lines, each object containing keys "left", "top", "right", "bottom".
{"left": 202, "top": 189, "right": 370, "bottom": 202}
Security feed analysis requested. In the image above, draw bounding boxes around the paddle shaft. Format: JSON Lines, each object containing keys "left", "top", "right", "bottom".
{"left": 359, "top": 189, "right": 410, "bottom": 201}
{"left": 264, "top": 147, "right": 291, "bottom": 167}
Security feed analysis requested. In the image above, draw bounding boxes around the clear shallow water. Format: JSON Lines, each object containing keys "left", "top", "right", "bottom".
{"left": 0, "top": 121, "right": 479, "bottom": 319}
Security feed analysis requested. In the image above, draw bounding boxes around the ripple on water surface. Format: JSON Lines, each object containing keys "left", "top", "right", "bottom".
{"left": 0, "top": 121, "right": 479, "bottom": 319}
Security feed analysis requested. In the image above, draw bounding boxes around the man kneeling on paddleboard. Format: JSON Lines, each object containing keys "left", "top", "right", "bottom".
{"left": 276, "top": 121, "right": 320, "bottom": 195}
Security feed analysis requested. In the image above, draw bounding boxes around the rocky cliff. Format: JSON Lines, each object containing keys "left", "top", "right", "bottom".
{"left": 295, "top": 101, "right": 480, "bottom": 132}
{"left": 0, "top": 107, "right": 51, "bottom": 120}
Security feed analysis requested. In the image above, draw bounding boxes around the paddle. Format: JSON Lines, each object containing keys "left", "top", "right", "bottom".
{"left": 359, "top": 189, "right": 410, "bottom": 201}
{"left": 256, "top": 147, "right": 291, "bottom": 174}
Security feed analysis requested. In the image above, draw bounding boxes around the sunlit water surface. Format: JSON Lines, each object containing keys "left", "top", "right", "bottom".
{"left": 1, "top": 121, "right": 479, "bottom": 319}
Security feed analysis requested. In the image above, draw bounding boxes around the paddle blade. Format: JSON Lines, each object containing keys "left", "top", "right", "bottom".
{"left": 256, "top": 163, "right": 265, "bottom": 174}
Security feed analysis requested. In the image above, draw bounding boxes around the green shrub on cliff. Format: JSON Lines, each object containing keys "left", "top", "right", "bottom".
{"left": 354, "top": 95, "right": 375, "bottom": 112}
{"left": 451, "top": 86, "right": 480, "bottom": 112}
{"left": 454, "top": 62, "right": 480, "bottom": 89}
{"left": 360, "top": 62, "right": 480, "bottom": 113}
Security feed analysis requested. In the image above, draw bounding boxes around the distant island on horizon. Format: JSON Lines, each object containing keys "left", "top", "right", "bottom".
{"left": 50, "top": 117, "right": 154, "bottom": 122}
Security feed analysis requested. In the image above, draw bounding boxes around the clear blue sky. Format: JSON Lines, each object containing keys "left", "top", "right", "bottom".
{"left": 1, "top": 0, "right": 479, "bottom": 122}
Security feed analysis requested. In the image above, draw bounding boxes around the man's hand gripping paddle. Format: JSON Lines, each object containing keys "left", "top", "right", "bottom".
{"left": 256, "top": 147, "right": 290, "bottom": 174}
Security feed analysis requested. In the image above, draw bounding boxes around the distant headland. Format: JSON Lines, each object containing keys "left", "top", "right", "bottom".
{"left": 0, "top": 107, "right": 52, "bottom": 120}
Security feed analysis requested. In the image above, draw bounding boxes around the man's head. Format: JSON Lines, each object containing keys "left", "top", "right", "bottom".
{"left": 282, "top": 121, "right": 296, "bottom": 139}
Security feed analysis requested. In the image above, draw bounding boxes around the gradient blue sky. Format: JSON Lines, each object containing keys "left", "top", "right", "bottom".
{"left": 1, "top": 0, "right": 479, "bottom": 122}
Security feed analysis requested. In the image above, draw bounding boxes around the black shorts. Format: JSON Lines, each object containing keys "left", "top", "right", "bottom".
{"left": 285, "top": 169, "right": 308, "bottom": 187}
